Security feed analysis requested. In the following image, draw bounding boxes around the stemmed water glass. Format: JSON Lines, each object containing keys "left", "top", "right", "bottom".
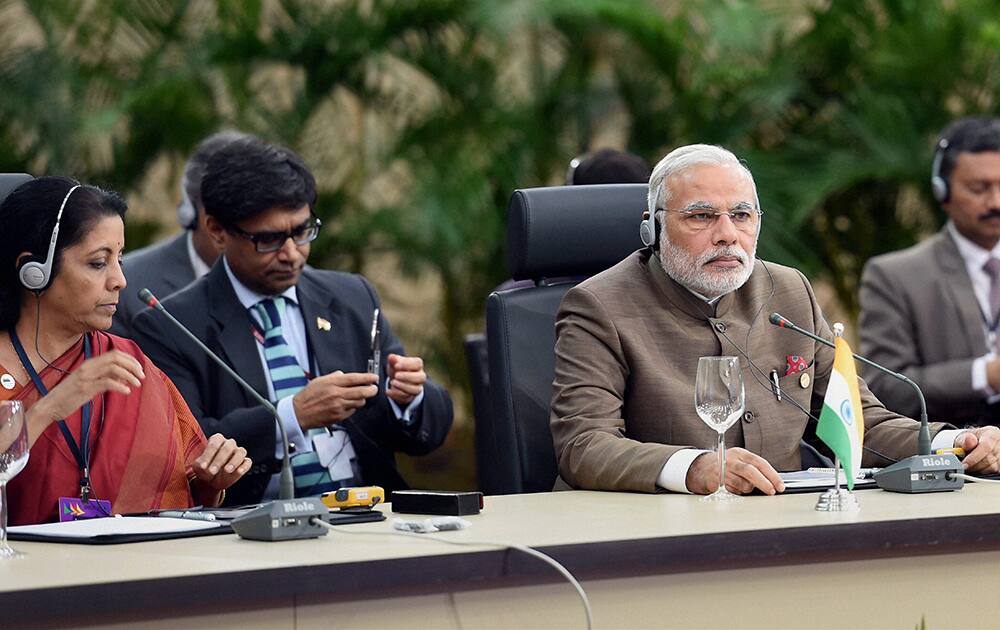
{"left": 0, "top": 400, "right": 28, "bottom": 558}
{"left": 695, "top": 356, "right": 745, "bottom": 502}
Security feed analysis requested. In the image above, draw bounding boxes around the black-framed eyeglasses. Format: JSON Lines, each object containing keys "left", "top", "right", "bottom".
{"left": 227, "top": 216, "right": 322, "bottom": 253}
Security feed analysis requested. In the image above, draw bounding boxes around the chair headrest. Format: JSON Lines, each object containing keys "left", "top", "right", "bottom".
{"left": 0, "top": 174, "right": 33, "bottom": 207}
{"left": 506, "top": 184, "right": 647, "bottom": 280}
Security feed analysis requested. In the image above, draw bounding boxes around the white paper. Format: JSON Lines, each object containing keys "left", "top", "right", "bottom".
{"left": 9, "top": 516, "right": 223, "bottom": 538}
{"left": 780, "top": 469, "right": 877, "bottom": 490}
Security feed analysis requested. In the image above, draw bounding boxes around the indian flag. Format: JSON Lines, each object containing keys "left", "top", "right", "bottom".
{"left": 816, "top": 336, "right": 865, "bottom": 489}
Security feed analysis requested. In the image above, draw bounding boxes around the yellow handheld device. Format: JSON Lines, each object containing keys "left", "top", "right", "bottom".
{"left": 321, "top": 486, "right": 385, "bottom": 510}
{"left": 935, "top": 447, "right": 966, "bottom": 459}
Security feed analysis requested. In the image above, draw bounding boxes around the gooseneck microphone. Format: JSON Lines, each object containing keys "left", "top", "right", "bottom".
{"left": 139, "top": 288, "right": 295, "bottom": 501}
{"left": 768, "top": 312, "right": 930, "bottom": 456}
{"left": 769, "top": 313, "right": 965, "bottom": 493}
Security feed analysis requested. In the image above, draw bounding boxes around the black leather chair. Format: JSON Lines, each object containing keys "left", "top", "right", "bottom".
{"left": 481, "top": 182, "right": 832, "bottom": 494}
{"left": 0, "top": 174, "right": 32, "bottom": 206}
{"left": 464, "top": 332, "right": 496, "bottom": 491}
{"left": 483, "top": 184, "right": 647, "bottom": 494}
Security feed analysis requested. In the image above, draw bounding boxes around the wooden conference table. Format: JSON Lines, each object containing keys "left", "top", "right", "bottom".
{"left": 3, "top": 485, "right": 1000, "bottom": 630}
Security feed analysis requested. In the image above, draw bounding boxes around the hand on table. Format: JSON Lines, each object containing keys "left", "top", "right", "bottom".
{"left": 686, "top": 447, "right": 785, "bottom": 495}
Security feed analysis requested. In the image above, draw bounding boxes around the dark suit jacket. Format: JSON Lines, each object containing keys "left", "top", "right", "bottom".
{"left": 112, "top": 232, "right": 195, "bottom": 338}
{"left": 551, "top": 250, "right": 946, "bottom": 492}
{"left": 131, "top": 261, "right": 454, "bottom": 505}
{"left": 860, "top": 227, "right": 998, "bottom": 426}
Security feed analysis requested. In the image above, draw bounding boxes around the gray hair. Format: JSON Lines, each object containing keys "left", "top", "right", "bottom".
{"left": 182, "top": 130, "right": 255, "bottom": 211}
{"left": 647, "top": 144, "right": 759, "bottom": 215}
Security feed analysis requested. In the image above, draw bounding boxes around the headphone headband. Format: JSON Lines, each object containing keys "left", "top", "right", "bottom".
{"left": 18, "top": 183, "right": 82, "bottom": 292}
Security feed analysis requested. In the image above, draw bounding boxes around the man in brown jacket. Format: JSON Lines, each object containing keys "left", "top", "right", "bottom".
{"left": 550, "top": 144, "right": 1000, "bottom": 495}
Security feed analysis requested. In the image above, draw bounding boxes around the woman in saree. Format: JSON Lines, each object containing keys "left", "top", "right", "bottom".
{"left": 0, "top": 176, "right": 252, "bottom": 525}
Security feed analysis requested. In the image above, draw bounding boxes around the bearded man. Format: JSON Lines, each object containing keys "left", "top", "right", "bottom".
{"left": 549, "top": 144, "right": 1000, "bottom": 495}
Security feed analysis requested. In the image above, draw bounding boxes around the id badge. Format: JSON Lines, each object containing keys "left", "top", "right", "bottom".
{"left": 58, "top": 496, "right": 112, "bottom": 522}
{"left": 313, "top": 430, "right": 357, "bottom": 481}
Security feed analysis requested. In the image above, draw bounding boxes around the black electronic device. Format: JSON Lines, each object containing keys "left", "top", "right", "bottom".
{"left": 367, "top": 307, "right": 381, "bottom": 383}
{"left": 230, "top": 499, "right": 329, "bottom": 541}
{"left": 390, "top": 490, "right": 483, "bottom": 516}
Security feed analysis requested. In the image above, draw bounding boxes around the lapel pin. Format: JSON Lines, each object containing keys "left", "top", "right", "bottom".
{"left": 799, "top": 372, "right": 811, "bottom": 389}
{"left": 0, "top": 373, "right": 14, "bottom": 390}
{"left": 316, "top": 316, "right": 332, "bottom": 331}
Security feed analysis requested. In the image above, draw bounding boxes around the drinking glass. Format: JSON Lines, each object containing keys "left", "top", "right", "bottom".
{"left": 695, "top": 356, "right": 745, "bottom": 502}
{"left": 0, "top": 400, "right": 28, "bottom": 558}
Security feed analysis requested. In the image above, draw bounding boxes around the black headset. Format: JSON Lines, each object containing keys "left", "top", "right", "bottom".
{"left": 18, "top": 183, "right": 81, "bottom": 292}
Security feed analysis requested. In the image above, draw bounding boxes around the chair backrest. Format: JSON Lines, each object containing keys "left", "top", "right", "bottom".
{"left": 464, "top": 332, "right": 499, "bottom": 492}
{"left": 0, "top": 174, "right": 33, "bottom": 206}
{"left": 484, "top": 184, "right": 647, "bottom": 494}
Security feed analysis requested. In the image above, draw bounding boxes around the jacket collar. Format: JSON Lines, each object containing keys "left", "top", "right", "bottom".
{"left": 936, "top": 227, "right": 988, "bottom": 353}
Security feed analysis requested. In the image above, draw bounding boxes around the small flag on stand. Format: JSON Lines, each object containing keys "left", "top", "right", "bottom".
{"left": 816, "top": 329, "right": 865, "bottom": 489}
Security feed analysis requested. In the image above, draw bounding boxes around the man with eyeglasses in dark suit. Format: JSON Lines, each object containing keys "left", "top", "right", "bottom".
{"left": 131, "top": 136, "right": 453, "bottom": 506}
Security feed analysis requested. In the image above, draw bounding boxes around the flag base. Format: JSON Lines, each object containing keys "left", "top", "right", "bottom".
{"left": 814, "top": 488, "right": 860, "bottom": 512}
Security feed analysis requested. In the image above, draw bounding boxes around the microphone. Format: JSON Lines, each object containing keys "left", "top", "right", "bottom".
{"left": 769, "top": 312, "right": 930, "bottom": 455}
{"left": 769, "top": 313, "right": 963, "bottom": 493}
{"left": 138, "top": 288, "right": 295, "bottom": 501}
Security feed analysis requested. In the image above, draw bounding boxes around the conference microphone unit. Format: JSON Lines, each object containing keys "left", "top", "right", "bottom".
{"left": 230, "top": 498, "right": 329, "bottom": 541}
{"left": 138, "top": 288, "right": 295, "bottom": 501}
{"left": 769, "top": 313, "right": 962, "bottom": 494}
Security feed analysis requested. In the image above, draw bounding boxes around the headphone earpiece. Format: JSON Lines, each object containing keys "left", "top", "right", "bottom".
{"left": 18, "top": 183, "right": 81, "bottom": 293}
{"left": 931, "top": 138, "right": 950, "bottom": 203}
{"left": 176, "top": 186, "right": 197, "bottom": 230}
{"left": 639, "top": 211, "right": 659, "bottom": 249}
{"left": 18, "top": 256, "right": 49, "bottom": 291}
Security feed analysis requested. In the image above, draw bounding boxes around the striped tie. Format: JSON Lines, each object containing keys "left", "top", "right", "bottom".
{"left": 253, "top": 297, "right": 340, "bottom": 496}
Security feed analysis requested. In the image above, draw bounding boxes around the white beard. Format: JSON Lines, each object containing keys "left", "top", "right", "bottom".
{"left": 659, "top": 237, "right": 756, "bottom": 298}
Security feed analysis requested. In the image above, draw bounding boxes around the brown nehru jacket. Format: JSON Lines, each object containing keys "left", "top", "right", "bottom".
{"left": 550, "top": 249, "right": 946, "bottom": 492}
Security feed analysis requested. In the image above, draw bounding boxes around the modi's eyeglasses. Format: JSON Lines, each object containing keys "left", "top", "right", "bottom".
{"left": 227, "top": 216, "right": 322, "bottom": 253}
{"left": 658, "top": 207, "right": 762, "bottom": 233}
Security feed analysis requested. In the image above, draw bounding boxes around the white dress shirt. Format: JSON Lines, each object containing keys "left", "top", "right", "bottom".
{"left": 946, "top": 222, "right": 1000, "bottom": 402}
{"left": 186, "top": 231, "right": 213, "bottom": 279}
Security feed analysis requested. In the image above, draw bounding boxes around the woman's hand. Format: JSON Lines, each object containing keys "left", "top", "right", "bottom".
{"left": 190, "top": 433, "right": 251, "bottom": 506}
{"left": 26, "top": 350, "right": 145, "bottom": 445}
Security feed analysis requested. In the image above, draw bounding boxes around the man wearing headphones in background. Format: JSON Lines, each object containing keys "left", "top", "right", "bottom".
{"left": 860, "top": 118, "right": 1000, "bottom": 427}
{"left": 111, "top": 131, "right": 251, "bottom": 337}
{"left": 549, "top": 143, "right": 1000, "bottom": 496}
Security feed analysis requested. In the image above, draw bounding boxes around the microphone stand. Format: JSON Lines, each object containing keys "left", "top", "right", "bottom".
{"left": 139, "top": 289, "right": 295, "bottom": 500}
{"left": 769, "top": 313, "right": 930, "bottom": 456}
